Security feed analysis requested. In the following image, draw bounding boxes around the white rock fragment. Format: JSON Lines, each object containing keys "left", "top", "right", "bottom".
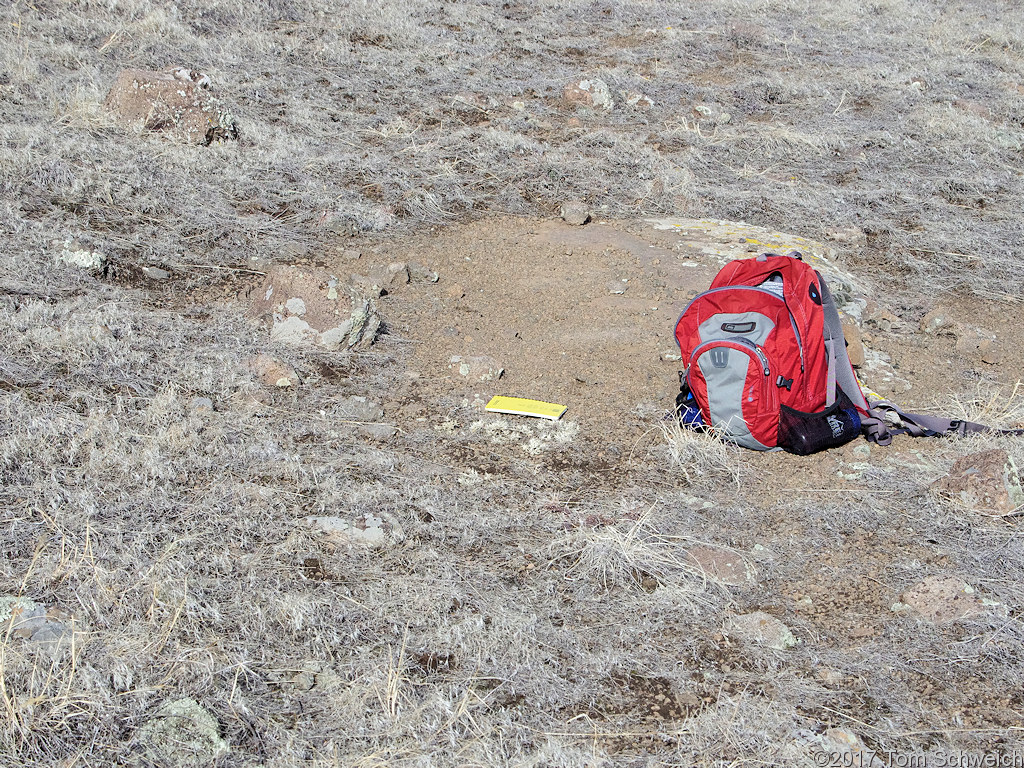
{"left": 305, "top": 513, "right": 404, "bottom": 548}
{"left": 723, "top": 611, "right": 798, "bottom": 650}
{"left": 54, "top": 238, "right": 107, "bottom": 271}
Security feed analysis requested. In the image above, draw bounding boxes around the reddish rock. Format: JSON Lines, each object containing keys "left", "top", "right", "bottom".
{"left": 448, "top": 355, "right": 504, "bottom": 382}
{"left": 686, "top": 546, "right": 754, "bottom": 588}
{"left": 920, "top": 308, "right": 954, "bottom": 335}
{"left": 933, "top": 449, "right": 1024, "bottom": 516}
{"left": 562, "top": 78, "right": 613, "bottom": 111}
{"left": 249, "top": 354, "right": 297, "bottom": 388}
{"left": 842, "top": 321, "right": 865, "bottom": 368}
{"left": 104, "top": 67, "right": 236, "bottom": 144}
{"left": 894, "top": 576, "right": 984, "bottom": 623}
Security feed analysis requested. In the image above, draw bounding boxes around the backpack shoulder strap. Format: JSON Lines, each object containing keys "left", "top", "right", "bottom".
{"left": 816, "top": 270, "right": 869, "bottom": 412}
{"left": 865, "top": 399, "right": 1024, "bottom": 442}
{"left": 812, "top": 272, "right": 1008, "bottom": 443}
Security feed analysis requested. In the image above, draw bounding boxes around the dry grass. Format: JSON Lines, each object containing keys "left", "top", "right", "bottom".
{"left": 2, "top": 0, "right": 1024, "bottom": 765}
{"left": 661, "top": 419, "right": 743, "bottom": 487}
{"left": 946, "top": 381, "right": 1024, "bottom": 432}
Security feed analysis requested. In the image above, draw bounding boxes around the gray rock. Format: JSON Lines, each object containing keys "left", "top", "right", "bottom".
{"left": 337, "top": 395, "right": 384, "bottom": 422}
{"left": 359, "top": 423, "right": 398, "bottom": 440}
{"left": 408, "top": 262, "right": 439, "bottom": 283}
{"left": 305, "top": 512, "right": 404, "bottom": 548}
{"left": 189, "top": 397, "right": 214, "bottom": 414}
{"left": 0, "top": 596, "right": 75, "bottom": 655}
{"left": 143, "top": 266, "right": 171, "bottom": 280}
{"left": 53, "top": 238, "right": 107, "bottom": 271}
{"left": 136, "top": 698, "right": 229, "bottom": 767}
{"left": 560, "top": 200, "right": 591, "bottom": 226}
{"left": 723, "top": 612, "right": 797, "bottom": 650}
{"left": 692, "top": 103, "right": 731, "bottom": 123}
{"left": 606, "top": 280, "right": 628, "bottom": 295}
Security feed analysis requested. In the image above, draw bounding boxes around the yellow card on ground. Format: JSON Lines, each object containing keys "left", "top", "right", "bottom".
{"left": 485, "top": 396, "right": 567, "bottom": 421}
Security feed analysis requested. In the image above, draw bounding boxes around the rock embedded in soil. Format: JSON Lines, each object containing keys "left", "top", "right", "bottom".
{"left": 920, "top": 308, "right": 955, "bottom": 335}
{"left": 692, "top": 103, "right": 730, "bottom": 123}
{"left": 562, "top": 78, "right": 613, "bottom": 111}
{"left": 189, "top": 396, "right": 214, "bottom": 414}
{"left": 104, "top": 67, "right": 237, "bottom": 145}
{"left": 136, "top": 697, "right": 229, "bottom": 768}
{"left": 933, "top": 449, "right": 1024, "bottom": 516}
{"left": 142, "top": 266, "right": 171, "bottom": 280}
{"left": 249, "top": 354, "right": 297, "bottom": 388}
{"left": 842, "top": 321, "right": 865, "bottom": 368}
{"left": 622, "top": 90, "right": 654, "bottom": 108}
{"left": 336, "top": 395, "right": 384, "bottom": 422}
{"left": 53, "top": 238, "right": 106, "bottom": 271}
{"left": 685, "top": 546, "right": 755, "bottom": 588}
{"left": 247, "top": 265, "right": 379, "bottom": 350}
{"left": 560, "top": 200, "right": 592, "bottom": 226}
{"left": 305, "top": 512, "right": 404, "bottom": 548}
{"left": 408, "top": 261, "right": 439, "bottom": 283}
{"left": 954, "top": 325, "right": 1001, "bottom": 365}
{"left": 0, "top": 596, "right": 74, "bottom": 655}
{"left": 723, "top": 611, "right": 797, "bottom": 650}
{"left": 449, "top": 355, "right": 504, "bottom": 382}
{"left": 892, "top": 575, "right": 988, "bottom": 623}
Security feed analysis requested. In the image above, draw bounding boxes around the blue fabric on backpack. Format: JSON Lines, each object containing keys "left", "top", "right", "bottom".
{"left": 676, "top": 389, "right": 705, "bottom": 428}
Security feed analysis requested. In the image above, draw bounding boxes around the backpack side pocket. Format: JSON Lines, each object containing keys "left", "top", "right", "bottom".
{"left": 777, "top": 388, "right": 862, "bottom": 456}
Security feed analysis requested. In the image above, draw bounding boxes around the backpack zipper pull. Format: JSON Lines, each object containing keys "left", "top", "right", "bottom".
{"left": 753, "top": 346, "right": 770, "bottom": 376}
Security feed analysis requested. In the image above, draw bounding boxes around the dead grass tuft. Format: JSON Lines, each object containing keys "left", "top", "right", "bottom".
{"left": 661, "top": 419, "right": 743, "bottom": 487}
{"left": 945, "top": 381, "right": 1024, "bottom": 432}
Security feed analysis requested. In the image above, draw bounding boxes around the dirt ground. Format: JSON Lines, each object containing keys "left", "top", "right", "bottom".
{"left": 294, "top": 214, "right": 1023, "bottom": 460}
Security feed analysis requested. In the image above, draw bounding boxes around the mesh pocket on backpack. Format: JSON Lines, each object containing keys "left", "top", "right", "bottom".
{"left": 777, "top": 389, "right": 862, "bottom": 456}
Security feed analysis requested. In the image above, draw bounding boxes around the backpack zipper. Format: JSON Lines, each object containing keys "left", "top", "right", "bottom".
{"left": 691, "top": 337, "right": 771, "bottom": 377}
{"left": 676, "top": 285, "right": 805, "bottom": 372}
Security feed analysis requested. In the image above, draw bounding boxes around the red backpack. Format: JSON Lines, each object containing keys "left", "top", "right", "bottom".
{"left": 674, "top": 252, "right": 1019, "bottom": 453}
{"left": 674, "top": 252, "right": 870, "bottom": 454}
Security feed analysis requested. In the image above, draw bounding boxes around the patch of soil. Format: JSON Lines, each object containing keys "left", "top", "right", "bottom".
{"left": 351, "top": 216, "right": 718, "bottom": 454}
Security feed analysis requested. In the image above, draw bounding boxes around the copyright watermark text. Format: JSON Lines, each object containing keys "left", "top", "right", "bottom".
{"left": 811, "top": 750, "right": 1024, "bottom": 768}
